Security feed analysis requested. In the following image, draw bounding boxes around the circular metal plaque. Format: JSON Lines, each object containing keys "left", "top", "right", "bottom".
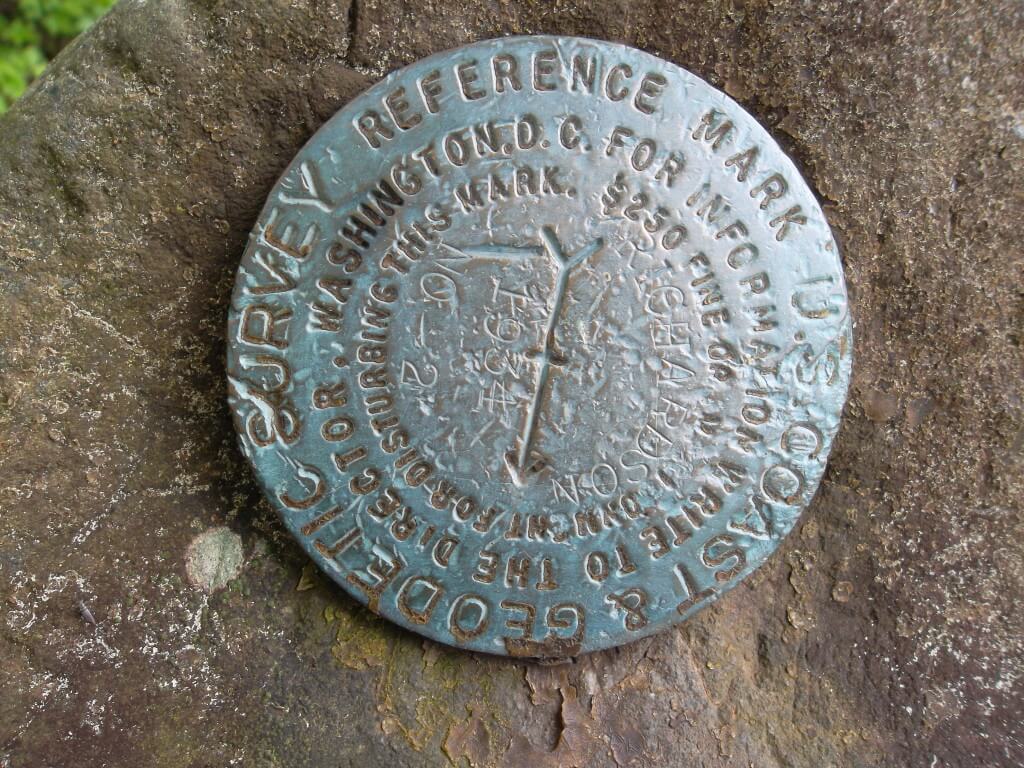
{"left": 227, "top": 36, "right": 852, "bottom": 657}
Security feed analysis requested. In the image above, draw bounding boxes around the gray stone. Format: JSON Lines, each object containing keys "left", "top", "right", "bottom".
{"left": 185, "top": 527, "right": 244, "bottom": 593}
{"left": 0, "top": 1, "right": 1021, "bottom": 766}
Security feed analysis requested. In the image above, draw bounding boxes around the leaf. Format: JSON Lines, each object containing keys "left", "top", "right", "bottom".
{"left": 0, "top": 0, "right": 116, "bottom": 112}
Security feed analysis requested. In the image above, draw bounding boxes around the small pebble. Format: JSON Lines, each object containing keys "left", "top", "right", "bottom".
{"left": 78, "top": 600, "right": 96, "bottom": 625}
{"left": 832, "top": 581, "right": 854, "bottom": 603}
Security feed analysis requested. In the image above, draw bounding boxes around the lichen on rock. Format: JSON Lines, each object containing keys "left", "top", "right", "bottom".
{"left": 185, "top": 527, "right": 244, "bottom": 593}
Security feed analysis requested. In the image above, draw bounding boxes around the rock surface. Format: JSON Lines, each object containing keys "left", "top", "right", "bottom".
{"left": 0, "top": 1, "right": 1021, "bottom": 766}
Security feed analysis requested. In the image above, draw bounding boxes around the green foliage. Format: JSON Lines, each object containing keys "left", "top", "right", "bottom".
{"left": 0, "top": 0, "right": 116, "bottom": 111}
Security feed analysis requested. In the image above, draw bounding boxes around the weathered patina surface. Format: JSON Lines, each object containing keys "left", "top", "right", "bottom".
{"left": 0, "top": 1, "right": 1020, "bottom": 766}
{"left": 226, "top": 35, "right": 853, "bottom": 659}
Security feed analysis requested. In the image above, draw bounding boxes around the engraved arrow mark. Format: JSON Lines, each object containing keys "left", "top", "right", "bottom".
{"left": 452, "top": 228, "right": 604, "bottom": 486}
{"left": 507, "top": 228, "right": 603, "bottom": 485}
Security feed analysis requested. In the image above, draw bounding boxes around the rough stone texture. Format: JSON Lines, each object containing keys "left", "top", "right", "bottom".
{"left": 184, "top": 527, "right": 243, "bottom": 593}
{"left": 0, "top": 1, "right": 1020, "bottom": 766}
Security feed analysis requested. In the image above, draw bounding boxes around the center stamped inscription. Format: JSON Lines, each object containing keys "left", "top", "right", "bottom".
{"left": 227, "top": 36, "right": 852, "bottom": 657}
